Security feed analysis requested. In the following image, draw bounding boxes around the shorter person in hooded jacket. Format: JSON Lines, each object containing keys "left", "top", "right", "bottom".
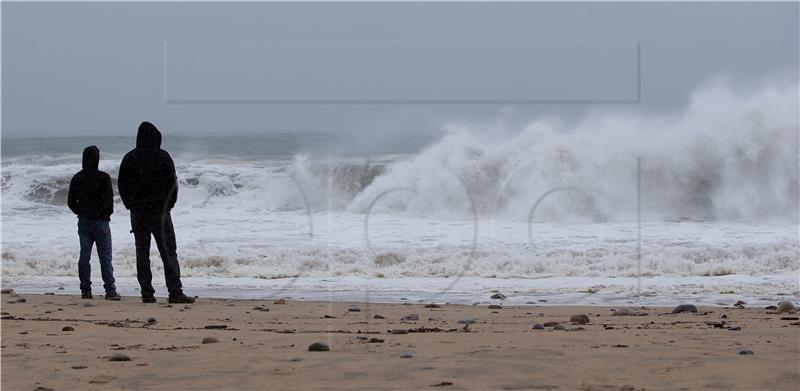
{"left": 67, "top": 146, "right": 120, "bottom": 300}
{"left": 118, "top": 122, "right": 194, "bottom": 304}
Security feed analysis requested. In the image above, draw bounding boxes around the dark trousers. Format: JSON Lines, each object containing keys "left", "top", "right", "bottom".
{"left": 131, "top": 211, "right": 183, "bottom": 297}
{"left": 77, "top": 218, "right": 116, "bottom": 292}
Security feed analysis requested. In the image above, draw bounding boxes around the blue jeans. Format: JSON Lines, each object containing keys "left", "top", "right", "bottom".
{"left": 77, "top": 218, "right": 116, "bottom": 292}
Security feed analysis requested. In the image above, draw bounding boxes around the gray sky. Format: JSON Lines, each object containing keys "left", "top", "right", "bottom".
{"left": 2, "top": 1, "right": 798, "bottom": 137}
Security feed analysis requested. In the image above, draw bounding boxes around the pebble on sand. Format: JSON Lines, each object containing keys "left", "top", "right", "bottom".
{"left": 147, "top": 317, "right": 157, "bottom": 324}
{"left": 672, "top": 304, "right": 698, "bottom": 314}
{"left": 424, "top": 304, "right": 441, "bottom": 308}
{"left": 402, "top": 314, "right": 419, "bottom": 321}
{"left": 532, "top": 323, "right": 545, "bottom": 330}
{"left": 777, "top": 301, "right": 795, "bottom": 313}
{"left": 488, "top": 304, "right": 502, "bottom": 310}
{"left": 202, "top": 337, "right": 219, "bottom": 344}
{"left": 16, "top": 297, "right": 26, "bottom": 303}
{"left": 543, "top": 321, "right": 560, "bottom": 327}
{"left": 457, "top": 318, "right": 476, "bottom": 325}
{"left": 308, "top": 342, "right": 330, "bottom": 352}
{"left": 373, "top": 314, "right": 385, "bottom": 319}
{"left": 348, "top": 306, "right": 361, "bottom": 312}
{"left": 490, "top": 293, "right": 507, "bottom": 300}
{"left": 1, "top": 288, "right": 14, "bottom": 294}
{"left": 109, "top": 353, "right": 131, "bottom": 362}
{"left": 738, "top": 349, "right": 754, "bottom": 355}
{"left": 569, "top": 314, "right": 590, "bottom": 325}
{"left": 553, "top": 324, "right": 566, "bottom": 331}
{"left": 62, "top": 326, "right": 74, "bottom": 332}
{"left": 401, "top": 352, "right": 414, "bottom": 358}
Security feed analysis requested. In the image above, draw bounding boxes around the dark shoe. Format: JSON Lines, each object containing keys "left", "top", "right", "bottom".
{"left": 105, "top": 290, "right": 121, "bottom": 301}
{"left": 81, "top": 290, "right": 93, "bottom": 299}
{"left": 168, "top": 293, "right": 196, "bottom": 304}
{"left": 141, "top": 296, "right": 157, "bottom": 304}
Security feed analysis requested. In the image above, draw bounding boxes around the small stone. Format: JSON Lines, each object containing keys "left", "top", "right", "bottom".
{"left": 613, "top": 308, "right": 634, "bottom": 316}
{"left": 0, "top": 288, "right": 14, "bottom": 294}
{"left": 324, "top": 315, "right": 336, "bottom": 319}
{"left": 16, "top": 297, "right": 26, "bottom": 303}
{"left": 532, "top": 324, "right": 545, "bottom": 330}
{"left": 401, "top": 352, "right": 414, "bottom": 358}
{"left": 368, "top": 338, "right": 384, "bottom": 343}
{"left": 570, "top": 314, "right": 590, "bottom": 325}
{"left": 373, "top": 314, "right": 385, "bottom": 319}
{"left": 204, "top": 325, "right": 227, "bottom": 329}
{"left": 308, "top": 342, "right": 330, "bottom": 352}
{"left": 553, "top": 324, "right": 566, "bottom": 331}
{"left": 58, "top": 287, "right": 65, "bottom": 290}
{"left": 62, "top": 326, "right": 74, "bottom": 332}
{"left": 88, "top": 375, "right": 117, "bottom": 384}
{"left": 274, "top": 298, "right": 286, "bottom": 304}
{"left": 672, "top": 304, "right": 698, "bottom": 314}
{"left": 202, "top": 337, "right": 219, "bottom": 344}
{"left": 777, "top": 301, "right": 795, "bottom": 313}
{"left": 252, "top": 306, "right": 267, "bottom": 311}
{"left": 402, "top": 314, "right": 419, "bottom": 322}
{"left": 490, "top": 293, "right": 507, "bottom": 300}
{"left": 734, "top": 300, "right": 746, "bottom": 307}
{"left": 84, "top": 301, "right": 94, "bottom": 307}
{"left": 432, "top": 381, "right": 454, "bottom": 387}
{"left": 729, "top": 326, "right": 742, "bottom": 331}
{"left": 457, "top": 318, "right": 476, "bottom": 325}
{"left": 348, "top": 306, "right": 361, "bottom": 312}
{"left": 424, "top": 304, "right": 441, "bottom": 308}
{"left": 109, "top": 353, "right": 130, "bottom": 362}
{"left": 390, "top": 329, "right": 408, "bottom": 334}
{"left": 738, "top": 349, "right": 754, "bottom": 355}
{"left": 70, "top": 366, "right": 87, "bottom": 369}
{"left": 147, "top": 317, "right": 157, "bottom": 324}
{"left": 488, "top": 304, "right": 502, "bottom": 310}
{"left": 543, "top": 321, "right": 560, "bottom": 327}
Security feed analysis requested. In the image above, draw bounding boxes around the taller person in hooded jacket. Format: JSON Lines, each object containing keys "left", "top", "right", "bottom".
{"left": 68, "top": 145, "right": 120, "bottom": 301}
{"left": 118, "top": 122, "right": 195, "bottom": 304}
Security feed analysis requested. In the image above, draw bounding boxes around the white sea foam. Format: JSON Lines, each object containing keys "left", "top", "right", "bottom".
{"left": 1, "top": 78, "right": 798, "bottom": 303}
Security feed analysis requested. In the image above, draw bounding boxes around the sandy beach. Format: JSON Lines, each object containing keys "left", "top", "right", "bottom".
{"left": 1, "top": 291, "right": 798, "bottom": 390}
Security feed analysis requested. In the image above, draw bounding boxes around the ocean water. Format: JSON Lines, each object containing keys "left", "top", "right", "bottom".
{"left": 2, "top": 82, "right": 799, "bottom": 305}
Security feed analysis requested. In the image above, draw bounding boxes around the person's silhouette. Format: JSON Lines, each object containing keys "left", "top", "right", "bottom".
{"left": 118, "top": 121, "right": 195, "bottom": 304}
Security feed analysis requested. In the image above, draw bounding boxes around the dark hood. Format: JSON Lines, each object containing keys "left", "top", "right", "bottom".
{"left": 82, "top": 145, "right": 100, "bottom": 171}
{"left": 136, "top": 121, "right": 162, "bottom": 149}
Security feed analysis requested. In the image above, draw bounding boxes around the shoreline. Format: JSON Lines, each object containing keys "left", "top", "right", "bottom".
{"left": 6, "top": 273, "right": 799, "bottom": 307}
{"left": 2, "top": 292, "right": 799, "bottom": 390}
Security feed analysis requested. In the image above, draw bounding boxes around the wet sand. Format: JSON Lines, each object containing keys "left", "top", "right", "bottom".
{"left": 1, "top": 292, "right": 798, "bottom": 390}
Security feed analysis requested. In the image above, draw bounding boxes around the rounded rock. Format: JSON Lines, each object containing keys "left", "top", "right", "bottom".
{"left": 308, "top": 342, "right": 330, "bottom": 352}
{"left": 62, "top": 326, "right": 74, "bottom": 332}
{"left": 672, "top": 304, "right": 698, "bottom": 314}
{"left": 109, "top": 353, "right": 131, "bottom": 362}
{"left": 202, "top": 337, "right": 219, "bottom": 344}
{"left": 532, "top": 323, "right": 545, "bottom": 330}
{"left": 570, "top": 314, "right": 590, "bottom": 325}
{"left": 777, "top": 301, "right": 795, "bottom": 313}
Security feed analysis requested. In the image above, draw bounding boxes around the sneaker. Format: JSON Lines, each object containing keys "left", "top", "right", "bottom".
{"left": 141, "top": 296, "right": 157, "bottom": 304}
{"left": 81, "top": 290, "right": 93, "bottom": 299}
{"left": 168, "top": 293, "right": 196, "bottom": 304}
{"left": 105, "top": 290, "right": 121, "bottom": 301}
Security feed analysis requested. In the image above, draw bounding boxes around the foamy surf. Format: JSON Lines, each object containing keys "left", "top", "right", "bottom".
{"left": 2, "top": 78, "right": 798, "bottom": 304}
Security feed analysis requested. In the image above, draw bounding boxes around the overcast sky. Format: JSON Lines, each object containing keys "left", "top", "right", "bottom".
{"left": 2, "top": 2, "right": 798, "bottom": 137}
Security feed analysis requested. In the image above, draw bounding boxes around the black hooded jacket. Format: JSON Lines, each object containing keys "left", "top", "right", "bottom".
{"left": 67, "top": 146, "right": 114, "bottom": 221}
{"left": 118, "top": 122, "right": 178, "bottom": 214}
